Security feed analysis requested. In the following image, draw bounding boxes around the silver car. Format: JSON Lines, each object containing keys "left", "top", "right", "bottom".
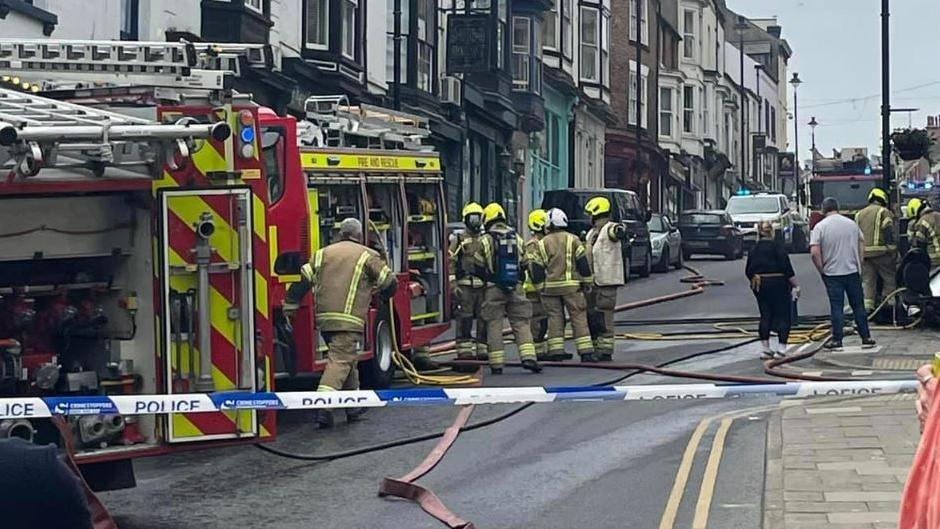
{"left": 649, "top": 214, "right": 683, "bottom": 272}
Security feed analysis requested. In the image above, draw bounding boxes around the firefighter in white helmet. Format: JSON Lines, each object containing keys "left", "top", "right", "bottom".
{"left": 531, "top": 208, "right": 596, "bottom": 362}
{"left": 283, "top": 218, "right": 398, "bottom": 427}
{"left": 584, "top": 196, "right": 627, "bottom": 361}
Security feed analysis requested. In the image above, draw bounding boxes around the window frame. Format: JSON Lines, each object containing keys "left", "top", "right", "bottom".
{"left": 579, "top": 6, "right": 600, "bottom": 83}
{"left": 682, "top": 9, "right": 696, "bottom": 61}
{"left": 512, "top": 16, "right": 532, "bottom": 91}
{"left": 629, "top": 0, "right": 649, "bottom": 45}
{"left": 543, "top": 6, "right": 558, "bottom": 51}
{"left": 303, "top": 0, "right": 330, "bottom": 50}
{"left": 341, "top": 0, "right": 359, "bottom": 61}
{"left": 659, "top": 86, "right": 673, "bottom": 138}
{"left": 562, "top": 0, "right": 573, "bottom": 60}
{"left": 245, "top": 0, "right": 264, "bottom": 15}
{"left": 682, "top": 85, "right": 695, "bottom": 135}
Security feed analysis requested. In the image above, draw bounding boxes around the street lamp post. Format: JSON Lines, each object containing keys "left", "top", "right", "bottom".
{"left": 809, "top": 116, "right": 818, "bottom": 179}
{"left": 736, "top": 16, "right": 749, "bottom": 184}
{"left": 881, "top": 0, "right": 891, "bottom": 198}
{"left": 789, "top": 73, "right": 802, "bottom": 204}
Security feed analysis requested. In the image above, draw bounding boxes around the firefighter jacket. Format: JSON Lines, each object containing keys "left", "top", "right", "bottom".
{"left": 532, "top": 230, "right": 594, "bottom": 296}
{"left": 284, "top": 240, "right": 397, "bottom": 332}
{"left": 912, "top": 208, "right": 940, "bottom": 263}
{"left": 471, "top": 221, "right": 528, "bottom": 287}
{"left": 448, "top": 230, "right": 487, "bottom": 289}
{"left": 523, "top": 234, "right": 544, "bottom": 294}
{"left": 586, "top": 221, "right": 626, "bottom": 287}
{"left": 856, "top": 203, "right": 896, "bottom": 258}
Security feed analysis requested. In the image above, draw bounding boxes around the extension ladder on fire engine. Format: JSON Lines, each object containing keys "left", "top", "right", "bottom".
{"left": 0, "top": 86, "right": 229, "bottom": 179}
{"left": 303, "top": 95, "right": 432, "bottom": 151}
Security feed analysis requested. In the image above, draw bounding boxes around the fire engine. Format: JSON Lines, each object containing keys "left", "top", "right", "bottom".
{"left": 806, "top": 147, "right": 882, "bottom": 228}
{"left": 0, "top": 39, "right": 451, "bottom": 489}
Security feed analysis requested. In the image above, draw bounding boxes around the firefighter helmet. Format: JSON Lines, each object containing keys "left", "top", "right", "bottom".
{"left": 584, "top": 196, "right": 612, "bottom": 218}
{"left": 546, "top": 208, "right": 569, "bottom": 228}
{"left": 907, "top": 198, "right": 924, "bottom": 219}
{"left": 483, "top": 203, "right": 506, "bottom": 225}
{"left": 868, "top": 187, "right": 888, "bottom": 205}
{"left": 528, "top": 209, "right": 548, "bottom": 232}
{"left": 462, "top": 202, "right": 484, "bottom": 219}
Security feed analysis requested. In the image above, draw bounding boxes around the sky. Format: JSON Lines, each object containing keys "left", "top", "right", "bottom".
{"left": 727, "top": 0, "right": 940, "bottom": 165}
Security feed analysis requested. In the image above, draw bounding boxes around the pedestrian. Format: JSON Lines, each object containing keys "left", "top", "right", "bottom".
{"left": 532, "top": 208, "right": 596, "bottom": 362}
{"left": 584, "top": 196, "right": 628, "bottom": 362}
{"left": 745, "top": 221, "right": 800, "bottom": 359}
{"left": 0, "top": 438, "right": 93, "bottom": 529}
{"left": 809, "top": 197, "right": 876, "bottom": 351}
{"left": 472, "top": 203, "right": 541, "bottom": 375}
{"left": 910, "top": 199, "right": 940, "bottom": 266}
{"left": 283, "top": 218, "right": 398, "bottom": 427}
{"left": 855, "top": 188, "right": 896, "bottom": 316}
{"left": 523, "top": 209, "right": 552, "bottom": 360}
{"left": 448, "top": 202, "right": 488, "bottom": 367}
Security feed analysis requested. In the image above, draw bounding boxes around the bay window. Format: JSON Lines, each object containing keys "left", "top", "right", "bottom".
{"left": 660, "top": 87, "right": 673, "bottom": 138}
{"left": 683, "top": 85, "right": 694, "bottom": 134}
{"left": 543, "top": 7, "right": 557, "bottom": 50}
{"left": 342, "top": 0, "right": 358, "bottom": 60}
{"left": 580, "top": 7, "right": 599, "bottom": 82}
{"left": 563, "top": 0, "right": 573, "bottom": 59}
{"left": 513, "top": 16, "right": 543, "bottom": 93}
{"left": 304, "top": 0, "right": 329, "bottom": 50}
{"left": 602, "top": 8, "right": 610, "bottom": 85}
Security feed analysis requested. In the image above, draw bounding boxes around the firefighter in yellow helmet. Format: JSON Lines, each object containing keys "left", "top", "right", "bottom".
{"left": 584, "top": 197, "right": 628, "bottom": 361}
{"left": 524, "top": 209, "right": 553, "bottom": 360}
{"left": 911, "top": 198, "right": 940, "bottom": 266}
{"left": 531, "top": 208, "right": 596, "bottom": 362}
{"left": 855, "top": 187, "right": 896, "bottom": 313}
{"left": 448, "top": 202, "right": 489, "bottom": 367}
{"left": 471, "top": 203, "right": 541, "bottom": 374}
{"left": 906, "top": 198, "right": 925, "bottom": 243}
{"left": 284, "top": 218, "right": 398, "bottom": 427}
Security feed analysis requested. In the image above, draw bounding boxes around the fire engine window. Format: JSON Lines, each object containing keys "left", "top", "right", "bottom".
{"left": 316, "top": 185, "right": 362, "bottom": 248}
{"left": 406, "top": 184, "right": 444, "bottom": 325}
{"left": 366, "top": 184, "right": 404, "bottom": 271}
{"left": 262, "top": 128, "right": 286, "bottom": 205}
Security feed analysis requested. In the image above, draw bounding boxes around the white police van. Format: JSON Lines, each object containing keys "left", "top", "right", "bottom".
{"left": 725, "top": 192, "right": 794, "bottom": 249}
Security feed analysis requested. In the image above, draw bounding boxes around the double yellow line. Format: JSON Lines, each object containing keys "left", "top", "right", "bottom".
{"left": 659, "top": 404, "right": 778, "bottom": 529}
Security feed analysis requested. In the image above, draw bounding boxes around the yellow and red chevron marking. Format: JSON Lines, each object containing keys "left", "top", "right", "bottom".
{"left": 153, "top": 106, "right": 273, "bottom": 441}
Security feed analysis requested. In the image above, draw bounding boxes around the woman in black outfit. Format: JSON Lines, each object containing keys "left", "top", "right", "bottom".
{"left": 745, "top": 221, "right": 800, "bottom": 359}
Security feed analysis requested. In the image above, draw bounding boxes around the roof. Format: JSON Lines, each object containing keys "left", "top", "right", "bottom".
{"left": 681, "top": 209, "right": 727, "bottom": 215}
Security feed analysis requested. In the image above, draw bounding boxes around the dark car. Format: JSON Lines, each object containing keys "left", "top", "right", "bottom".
{"left": 541, "top": 188, "right": 654, "bottom": 278}
{"left": 678, "top": 210, "right": 743, "bottom": 260}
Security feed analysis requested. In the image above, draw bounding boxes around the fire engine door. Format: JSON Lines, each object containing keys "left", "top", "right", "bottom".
{"left": 159, "top": 188, "right": 259, "bottom": 443}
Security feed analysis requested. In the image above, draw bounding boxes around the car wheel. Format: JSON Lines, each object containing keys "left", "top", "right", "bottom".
{"left": 675, "top": 246, "right": 684, "bottom": 270}
{"left": 359, "top": 314, "right": 395, "bottom": 389}
{"left": 654, "top": 248, "right": 670, "bottom": 273}
{"left": 639, "top": 246, "right": 652, "bottom": 277}
{"left": 682, "top": 249, "right": 692, "bottom": 261}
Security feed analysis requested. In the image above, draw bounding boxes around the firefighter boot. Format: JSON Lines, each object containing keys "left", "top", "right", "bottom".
{"left": 580, "top": 353, "right": 598, "bottom": 363}
{"left": 521, "top": 358, "right": 542, "bottom": 373}
{"left": 410, "top": 346, "right": 439, "bottom": 371}
{"left": 345, "top": 408, "right": 367, "bottom": 423}
{"left": 315, "top": 409, "right": 335, "bottom": 428}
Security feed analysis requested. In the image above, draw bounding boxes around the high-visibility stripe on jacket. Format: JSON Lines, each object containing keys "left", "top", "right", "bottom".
{"left": 856, "top": 203, "right": 895, "bottom": 257}
{"left": 523, "top": 234, "right": 544, "bottom": 294}
{"left": 297, "top": 240, "right": 396, "bottom": 332}
{"left": 912, "top": 208, "right": 940, "bottom": 264}
{"left": 448, "top": 230, "right": 487, "bottom": 288}
{"left": 536, "top": 230, "right": 593, "bottom": 296}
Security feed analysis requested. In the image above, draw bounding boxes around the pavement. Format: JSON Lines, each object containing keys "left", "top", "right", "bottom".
{"left": 96, "top": 254, "right": 931, "bottom": 529}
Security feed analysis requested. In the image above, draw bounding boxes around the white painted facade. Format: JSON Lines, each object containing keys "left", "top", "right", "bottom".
{"left": 573, "top": 105, "right": 606, "bottom": 188}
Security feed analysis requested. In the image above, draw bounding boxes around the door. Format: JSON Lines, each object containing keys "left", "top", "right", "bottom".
{"left": 159, "top": 188, "right": 258, "bottom": 443}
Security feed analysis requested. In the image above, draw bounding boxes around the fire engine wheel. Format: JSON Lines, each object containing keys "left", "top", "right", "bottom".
{"left": 360, "top": 317, "right": 395, "bottom": 389}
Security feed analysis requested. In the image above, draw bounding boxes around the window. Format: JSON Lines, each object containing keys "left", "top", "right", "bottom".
{"left": 562, "top": 0, "right": 573, "bottom": 59}
{"left": 416, "top": 0, "right": 433, "bottom": 92}
{"left": 628, "top": 66, "right": 647, "bottom": 128}
{"left": 698, "top": 86, "right": 704, "bottom": 136}
{"left": 245, "top": 0, "right": 263, "bottom": 14}
{"left": 703, "top": 86, "right": 710, "bottom": 138}
{"left": 261, "top": 128, "right": 286, "bottom": 204}
{"left": 601, "top": 9, "right": 610, "bottom": 85}
{"left": 629, "top": 0, "right": 648, "bottom": 45}
{"left": 304, "top": 0, "right": 329, "bottom": 49}
{"left": 660, "top": 87, "right": 673, "bottom": 138}
{"left": 764, "top": 100, "right": 769, "bottom": 134}
{"left": 543, "top": 6, "right": 557, "bottom": 49}
{"left": 513, "top": 16, "right": 531, "bottom": 90}
{"left": 120, "top": 0, "right": 139, "bottom": 41}
{"left": 770, "top": 107, "right": 777, "bottom": 143}
{"left": 342, "top": 0, "right": 358, "bottom": 60}
{"left": 580, "top": 7, "right": 599, "bottom": 82}
{"left": 683, "top": 86, "right": 694, "bottom": 134}
{"left": 682, "top": 9, "right": 696, "bottom": 60}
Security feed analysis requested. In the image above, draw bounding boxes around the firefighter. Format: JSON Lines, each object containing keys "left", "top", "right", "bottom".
{"left": 533, "top": 208, "right": 596, "bottom": 362}
{"left": 283, "top": 218, "right": 398, "bottom": 427}
{"left": 584, "top": 197, "right": 627, "bottom": 362}
{"left": 906, "top": 198, "right": 925, "bottom": 245}
{"left": 911, "top": 199, "right": 940, "bottom": 266}
{"left": 855, "top": 188, "right": 897, "bottom": 313}
{"left": 472, "top": 203, "right": 541, "bottom": 375}
{"left": 524, "top": 209, "right": 552, "bottom": 361}
{"left": 448, "top": 202, "right": 488, "bottom": 367}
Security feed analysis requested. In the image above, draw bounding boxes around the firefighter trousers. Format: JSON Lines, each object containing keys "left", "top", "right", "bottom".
{"left": 543, "top": 292, "right": 594, "bottom": 357}
{"left": 481, "top": 285, "right": 535, "bottom": 368}
{"left": 587, "top": 286, "right": 618, "bottom": 355}
{"left": 454, "top": 286, "right": 488, "bottom": 358}
{"left": 528, "top": 293, "right": 548, "bottom": 357}
{"left": 862, "top": 254, "right": 897, "bottom": 311}
{"left": 317, "top": 331, "right": 361, "bottom": 391}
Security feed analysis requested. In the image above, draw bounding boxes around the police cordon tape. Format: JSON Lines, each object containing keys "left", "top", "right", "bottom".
{"left": 0, "top": 380, "right": 918, "bottom": 420}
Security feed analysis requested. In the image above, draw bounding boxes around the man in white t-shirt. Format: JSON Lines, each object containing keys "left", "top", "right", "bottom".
{"left": 810, "top": 197, "right": 875, "bottom": 351}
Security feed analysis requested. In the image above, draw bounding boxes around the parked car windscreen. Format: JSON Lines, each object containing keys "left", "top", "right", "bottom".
{"left": 680, "top": 213, "right": 724, "bottom": 225}
{"left": 726, "top": 197, "right": 780, "bottom": 214}
{"left": 648, "top": 215, "right": 667, "bottom": 232}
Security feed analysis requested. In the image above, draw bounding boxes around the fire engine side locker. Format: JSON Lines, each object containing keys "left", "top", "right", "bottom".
{"left": 158, "top": 187, "right": 258, "bottom": 443}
